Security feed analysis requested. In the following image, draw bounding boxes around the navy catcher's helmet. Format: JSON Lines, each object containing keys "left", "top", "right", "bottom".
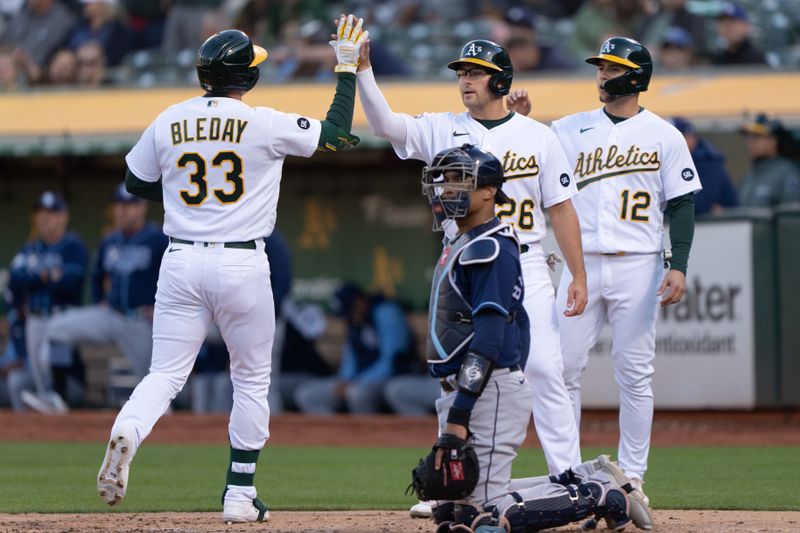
{"left": 422, "top": 144, "right": 509, "bottom": 230}
{"left": 447, "top": 40, "right": 513, "bottom": 96}
{"left": 196, "top": 30, "right": 268, "bottom": 94}
{"left": 586, "top": 37, "right": 652, "bottom": 97}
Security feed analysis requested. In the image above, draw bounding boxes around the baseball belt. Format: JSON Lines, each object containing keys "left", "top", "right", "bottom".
{"left": 169, "top": 237, "right": 256, "bottom": 250}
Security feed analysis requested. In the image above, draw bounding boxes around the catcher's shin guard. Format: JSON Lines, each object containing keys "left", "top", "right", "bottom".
{"left": 503, "top": 481, "right": 604, "bottom": 533}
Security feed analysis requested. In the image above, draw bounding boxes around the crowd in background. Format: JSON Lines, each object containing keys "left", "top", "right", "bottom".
{"left": 1, "top": 0, "right": 800, "bottom": 90}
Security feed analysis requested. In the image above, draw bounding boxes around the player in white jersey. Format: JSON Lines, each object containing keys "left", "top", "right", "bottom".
{"left": 551, "top": 37, "right": 701, "bottom": 519}
{"left": 355, "top": 38, "right": 587, "bottom": 518}
{"left": 96, "top": 20, "right": 366, "bottom": 523}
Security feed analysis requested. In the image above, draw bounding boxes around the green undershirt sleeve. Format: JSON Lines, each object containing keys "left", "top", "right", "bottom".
{"left": 125, "top": 167, "right": 163, "bottom": 203}
{"left": 666, "top": 192, "right": 695, "bottom": 274}
{"left": 318, "top": 72, "right": 359, "bottom": 151}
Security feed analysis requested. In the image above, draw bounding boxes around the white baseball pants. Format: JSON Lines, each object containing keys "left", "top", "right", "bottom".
{"left": 557, "top": 252, "right": 663, "bottom": 480}
{"left": 521, "top": 244, "right": 582, "bottom": 474}
{"left": 112, "top": 240, "right": 275, "bottom": 452}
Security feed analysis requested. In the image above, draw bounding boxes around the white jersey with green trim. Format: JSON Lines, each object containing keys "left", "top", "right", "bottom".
{"left": 126, "top": 95, "right": 321, "bottom": 242}
{"left": 551, "top": 108, "right": 701, "bottom": 254}
{"left": 393, "top": 111, "right": 577, "bottom": 245}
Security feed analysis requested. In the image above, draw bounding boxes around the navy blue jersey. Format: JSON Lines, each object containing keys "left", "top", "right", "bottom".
{"left": 428, "top": 219, "right": 528, "bottom": 378}
{"left": 9, "top": 232, "right": 88, "bottom": 315}
{"left": 91, "top": 223, "right": 168, "bottom": 313}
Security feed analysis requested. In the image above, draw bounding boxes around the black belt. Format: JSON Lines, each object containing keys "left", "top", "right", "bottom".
{"left": 170, "top": 237, "right": 256, "bottom": 250}
{"left": 439, "top": 364, "right": 522, "bottom": 392}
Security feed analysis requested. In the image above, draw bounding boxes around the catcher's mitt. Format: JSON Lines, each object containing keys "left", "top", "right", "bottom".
{"left": 408, "top": 434, "right": 479, "bottom": 501}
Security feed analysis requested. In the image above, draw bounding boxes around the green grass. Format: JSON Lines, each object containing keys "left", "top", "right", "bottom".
{"left": 0, "top": 443, "right": 797, "bottom": 513}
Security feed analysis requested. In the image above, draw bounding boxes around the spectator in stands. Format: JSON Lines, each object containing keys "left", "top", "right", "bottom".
{"left": 294, "top": 282, "right": 417, "bottom": 414}
{"left": 711, "top": 2, "right": 767, "bottom": 66}
{"left": 639, "top": 0, "right": 710, "bottom": 58}
{"left": 657, "top": 26, "right": 698, "bottom": 71}
{"left": 670, "top": 117, "right": 738, "bottom": 215}
{"left": 270, "top": 19, "right": 336, "bottom": 82}
{"left": 501, "top": 7, "right": 576, "bottom": 73}
{"left": 120, "top": 0, "right": 165, "bottom": 50}
{"left": 8, "top": 191, "right": 88, "bottom": 414}
{"left": 68, "top": 0, "right": 133, "bottom": 67}
{"left": 738, "top": 113, "right": 800, "bottom": 207}
{"left": 47, "top": 49, "right": 78, "bottom": 85}
{"left": 0, "top": 0, "right": 77, "bottom": 70}
{"left": 0, "top": 46, "right": 22, "bottom": 90}
{"left": 75, "top": 41, "right": 108, "bottom": 86}
{"left": 161, "top": 0, "right": 221, "bottom": 59}
{"left": 20, "top": 184, "right": 167, "bottom": 414}
{"left": 569, "top": 0, "right": 653, "bottom": 61}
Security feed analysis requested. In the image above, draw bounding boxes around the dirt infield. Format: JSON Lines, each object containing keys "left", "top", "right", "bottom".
{"left": 1, "top": 409, "right": 799, "bottom": 532}
{"left": 1, "top": 510, "right": 799, "bottom": 533}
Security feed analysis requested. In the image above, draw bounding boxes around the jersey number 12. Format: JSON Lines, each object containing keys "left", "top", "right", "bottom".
{"left": 619, "top": 190, "right": 651, "bottom": 222}
{"left": 178, "top": 151, "right": 243, "bottom": 205}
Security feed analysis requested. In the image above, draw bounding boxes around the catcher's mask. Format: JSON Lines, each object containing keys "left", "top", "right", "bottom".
{"left": 421, "top": 144, "right": 509, "bottom": 231}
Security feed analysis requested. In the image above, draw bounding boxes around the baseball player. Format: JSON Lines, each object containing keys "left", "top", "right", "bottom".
{"left": 355, "top": 38, "right": 586, "bottom": 517}
{"left": 414, "top": 144, "right": 637, "bottom": 533}
{"left": 21, "top": 183, "right": 168, "bottom": 414}
{"left": 9, "top": 191, "right": 88, "bottom": 414}
{"left": 551, "top": 37, "right": 701, "bottom": 512}
{"left": 96, "top": 20, "right": 365, "bottom": 523}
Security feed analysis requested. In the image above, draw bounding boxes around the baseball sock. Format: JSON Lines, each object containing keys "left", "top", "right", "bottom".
{"left": 222, "top": 447, "right": 260, "bottom": 503}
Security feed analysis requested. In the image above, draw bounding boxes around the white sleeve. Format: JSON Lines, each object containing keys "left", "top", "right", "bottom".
{"left": 661, "top": 129, "right": 702, "bottom": 201}
{"left": 125, "top": 121, "right": 161, "bottom": 182}
{"left": 263, "top": 109, "right": 321, "bottom": 159}
{"left": 356, "top": 67, "right": 408, "bottom": 145}
{"left": 540, "top": 130, "right": 577, "bottom": 208}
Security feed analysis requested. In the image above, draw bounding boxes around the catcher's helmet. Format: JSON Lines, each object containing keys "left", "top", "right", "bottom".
{"left": 447, "top": 40, "right": 513, "bottom": 96}
{"left": 422, "top": 144, "right": 509, "bottom": 230}
{"left": 196, "top": 30, "right": 268, "bottom": 94}
{"left": 586, "top": 37, "right": 652, "bottom": 96}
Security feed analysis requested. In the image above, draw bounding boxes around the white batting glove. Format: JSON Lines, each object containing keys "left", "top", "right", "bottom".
{"left": 330, "top": 14, "right": 368, "bottom": 74}
{"left": 545, "top": 251, "right": 563, "bottom": 272}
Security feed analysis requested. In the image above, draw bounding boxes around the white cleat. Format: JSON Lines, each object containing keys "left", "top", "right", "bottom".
{"left": 409, "top": 500, "right": 433, "bottom": 518}
{"left": 20, "top": 390, "right": 69, "bottom": 415}
{"left": 223, "top": 498, "right": 269, "bottom": 523}
{"left": 97, "top": 430, "right": 134, "bottom": 506}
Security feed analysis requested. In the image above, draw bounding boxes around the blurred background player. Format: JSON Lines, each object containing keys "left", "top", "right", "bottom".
{"left": 670, "top": 116, "right": 738, "bottom": 215}
{"left": 738, "top": 112, "right": 800, "bottom": 207}
{"left": 9, "top": 191, "right": 88, "bottom": 414}
{"left": 21, "top": 183, "right": 167, "bottom": 414}
{"left": 294, "top": 281, "right": 417, "bottom": 414}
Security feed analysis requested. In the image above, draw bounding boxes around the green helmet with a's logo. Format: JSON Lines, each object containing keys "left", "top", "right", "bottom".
{"left": 585, "top": 36, "right": 652, "bottom": 96}
{"left": 447, "top": 39, "right": 513, "bottom": 96}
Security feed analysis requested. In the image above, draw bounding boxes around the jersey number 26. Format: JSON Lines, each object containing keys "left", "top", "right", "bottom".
{"left": 496, "top": 198, "right": 535, "bottom": 230}
{"left": 177, "top": 151, "right": 243, "bottom": 205}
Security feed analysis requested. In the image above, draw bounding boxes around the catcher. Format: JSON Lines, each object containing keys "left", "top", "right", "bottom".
{"left": 411, "top": 144, "right": 651, "bottom": 532}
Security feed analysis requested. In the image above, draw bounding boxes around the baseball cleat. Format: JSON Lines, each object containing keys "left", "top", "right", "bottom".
{"left": 603, "top": 487, "right": 632, "bottom": 531}
{"left": 222, "top": 497, "right": 269, "bottom": 523}
{"left": 97, "top": 429, "right": 135, "bottom": 506}
{"left": 410, "top": 500, "right": 434, "bottom": 518}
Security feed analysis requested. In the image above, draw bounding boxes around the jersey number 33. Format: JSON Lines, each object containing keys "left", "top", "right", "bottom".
{"left": 177, "top": 151, "right": 244, "bottom": 206}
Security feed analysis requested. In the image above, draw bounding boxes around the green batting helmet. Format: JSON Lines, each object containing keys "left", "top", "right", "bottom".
{"left": 196, "top": 29, "right": 268, "bottom": 94}
{"left": 586, "top": 37, "right": 652, "bottom": 96}
{"left": 447, "top": 39, "right": 513, "bottom": 97}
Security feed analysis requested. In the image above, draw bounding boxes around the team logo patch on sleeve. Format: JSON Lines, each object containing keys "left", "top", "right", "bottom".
{"left": 297, "top": 117, "right": 310, "bottom": 130}
{"left": 560, "top": 173, "right": 571, "bottom": 187}
{"left": 681, "top": 168, "right": 695, "bottom": 181}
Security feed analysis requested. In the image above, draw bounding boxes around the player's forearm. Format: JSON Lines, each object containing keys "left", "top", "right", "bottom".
{"left": 666, "top": 192, "right": 695, "bottom": 274}
{"left": 323, "top": 72, "right": 356, "bottom": 132}
{"left": 355, "top": 67, "right": 408, "bottom": 144}
{"left": 548, "top": 199, "right": 586, "bottom": 280}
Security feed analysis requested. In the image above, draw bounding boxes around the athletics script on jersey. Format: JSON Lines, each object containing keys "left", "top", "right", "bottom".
{"left": 169, "top": 118, "right": 248, "bottom": 145}
{"left": 501, "top": 150, "right": 540, "bottom": 179}
{"left": 573, "top": 144, "right": 660, "bottom": 189}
